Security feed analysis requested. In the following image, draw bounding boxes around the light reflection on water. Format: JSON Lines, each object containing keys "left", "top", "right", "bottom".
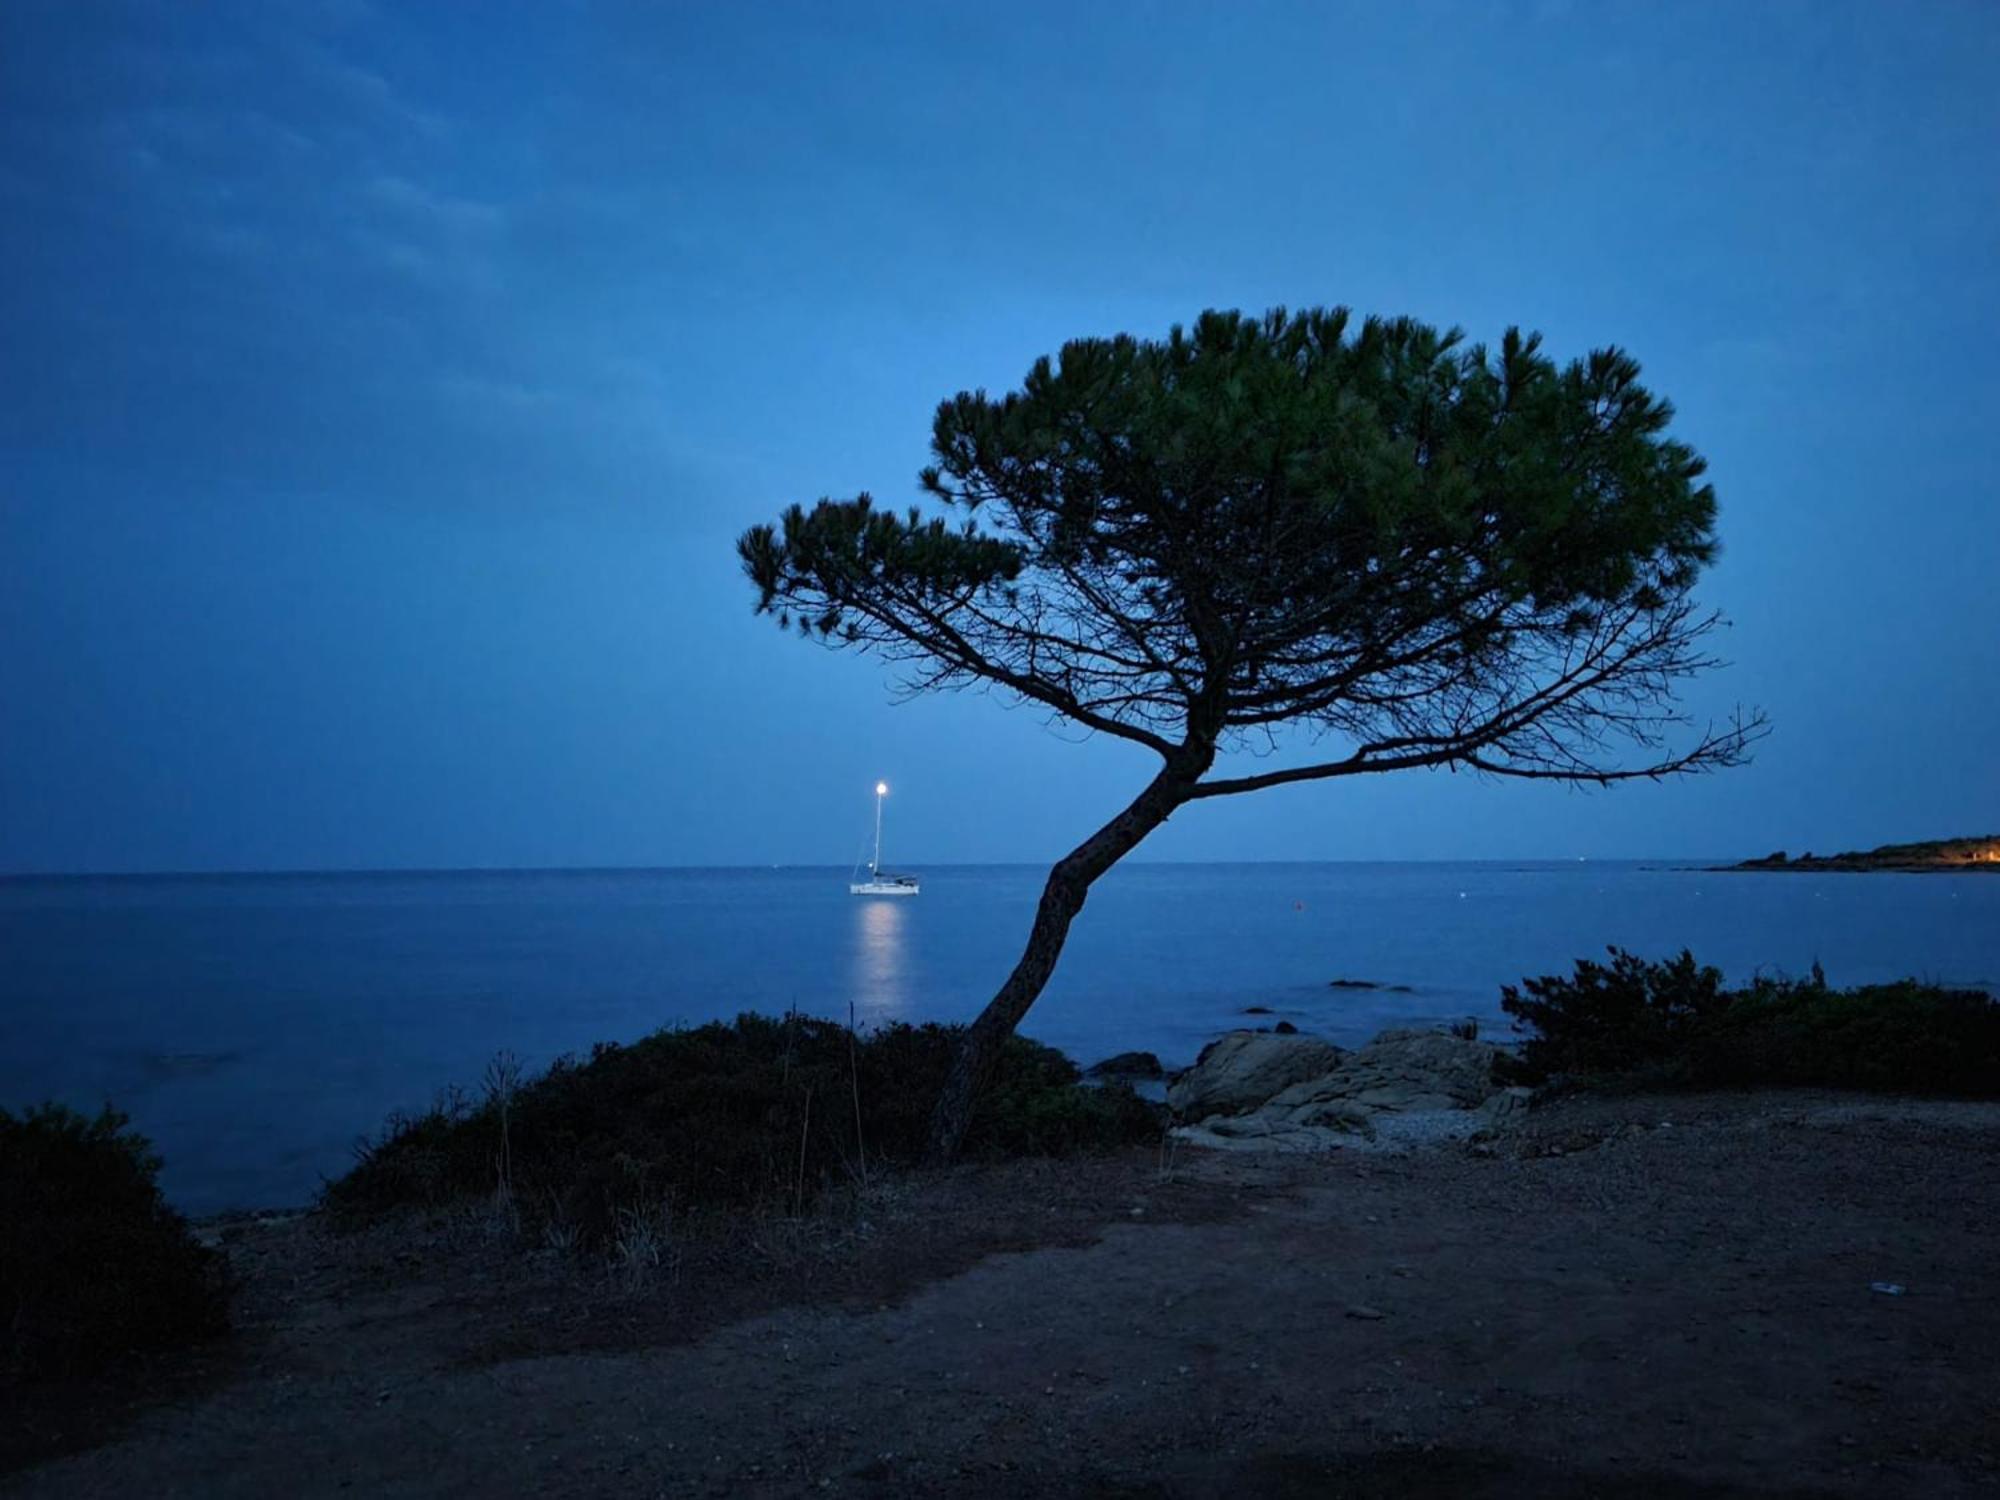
{"left": 851, "top": 895, "right": 909, "bottom": 1023}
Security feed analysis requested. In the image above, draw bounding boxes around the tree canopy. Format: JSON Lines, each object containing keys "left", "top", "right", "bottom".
{"left": 741, "top": 307, "right": 1758, "bottom": 791}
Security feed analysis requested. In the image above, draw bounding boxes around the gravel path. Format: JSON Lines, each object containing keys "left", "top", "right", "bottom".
{"left": 8, "top": 1091, "right": 1997, "bottom": 1498}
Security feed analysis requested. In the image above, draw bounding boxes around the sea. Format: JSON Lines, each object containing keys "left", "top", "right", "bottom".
{"left": 3, "top": 861, "right": 1995, "bottom": 1216}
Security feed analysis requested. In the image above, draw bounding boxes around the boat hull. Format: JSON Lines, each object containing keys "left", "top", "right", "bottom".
{"left": 849, "top": 881, "right": 920, "bottom": 896}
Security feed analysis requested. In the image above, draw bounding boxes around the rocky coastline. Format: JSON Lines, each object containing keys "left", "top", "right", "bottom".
{"left": 1726, "top": 834, "right": 2000, "bottom": 873}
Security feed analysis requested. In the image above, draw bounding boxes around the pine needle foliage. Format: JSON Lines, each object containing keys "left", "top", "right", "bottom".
{"left": 741, "top": 308, "right": 1761, "bottom": 783}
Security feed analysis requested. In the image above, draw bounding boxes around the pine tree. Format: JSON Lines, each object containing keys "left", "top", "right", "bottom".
{"left": 739, "top": 307, "right": 1764, "bottom": 1159}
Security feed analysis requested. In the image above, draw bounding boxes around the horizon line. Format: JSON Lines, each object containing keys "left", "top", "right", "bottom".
{"left": 0, "top": 855, "right": 1730, "bottom": 882}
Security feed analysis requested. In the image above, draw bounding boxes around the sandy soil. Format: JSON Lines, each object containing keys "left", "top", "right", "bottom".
{"left": 7, "top": 1091, "right": 1997, "bottom": 1498}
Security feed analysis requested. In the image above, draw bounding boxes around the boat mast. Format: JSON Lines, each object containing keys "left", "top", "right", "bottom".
{"left": 872, "top": 781, "right": 886, "bottom": 876}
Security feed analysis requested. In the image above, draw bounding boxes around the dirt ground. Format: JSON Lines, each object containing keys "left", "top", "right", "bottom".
{"left": 7, "top": 1090, "right": 1997, "bottom": 1499}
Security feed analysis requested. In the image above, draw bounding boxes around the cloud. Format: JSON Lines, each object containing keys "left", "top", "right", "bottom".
{"left": 344, "top": 176, "right": 508, "bottom": 295}
{"left": 346, "top": 226, "right": 439, "bottom": 279}
{"left": 0, "top": 5, "right": 725, "bottom": 522}
{"left": 290, "top": 39, "right": 451, "bottom": 141}
{"left": 364, "top": 174, "right": 505, "bottom": 236}
{"left": 58, "top": 24, "right": 505, "bottom": 300}
{"left": 432, "top": 373, "right": 571, "bottom": 416}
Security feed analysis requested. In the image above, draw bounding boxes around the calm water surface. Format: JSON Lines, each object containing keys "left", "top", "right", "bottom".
{"left": 3, "top": 861, "right": 1995, "bottom": 1213}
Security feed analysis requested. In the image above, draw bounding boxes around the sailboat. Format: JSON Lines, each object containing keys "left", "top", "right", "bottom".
{"left": 850, "top": 781, "right": 920, "bottom": 896}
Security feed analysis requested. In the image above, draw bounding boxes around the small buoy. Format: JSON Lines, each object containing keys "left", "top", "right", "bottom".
{"left": 1293, "top": 899, "right": 1305, "bottom": 911}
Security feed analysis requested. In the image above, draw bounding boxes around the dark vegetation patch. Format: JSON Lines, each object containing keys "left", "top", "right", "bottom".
{"left": 1500, "top": 948, "right": 2000, "bottom": 1095}
{"left": 1, "top": 1104, "right": 230, "bottom": 1383}
{"left": 1086, "top": 1051, "right": 1164, "bottom": 1080}
{"left": 323, "top": 1015, "right": 1162, "bottom": 1247}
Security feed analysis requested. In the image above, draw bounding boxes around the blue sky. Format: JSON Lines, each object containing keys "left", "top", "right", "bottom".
{"left": 2, "top": 0, "right": 1996, "bottom": 873}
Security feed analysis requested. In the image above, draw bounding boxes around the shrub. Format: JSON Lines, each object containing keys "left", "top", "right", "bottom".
{"left": 323, "top": 1016, "right": 1160, "bottom": 1246}
{"left": 1499, "top": 948, "right": 1730, "bottom": 1081}
{"left": 1502, "top": 949, "right": 2000, "bottom": 1095}
{"left": 1, "top": 1104, "right": 229, "bottom": 1381}
{"left": 1692, "top": 977, "right": 2000, "bottom": 1095}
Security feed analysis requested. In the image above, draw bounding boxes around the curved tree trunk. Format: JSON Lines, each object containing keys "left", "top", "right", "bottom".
{"left": 925, "top": 753, "right": 1209, "bottom": 1163}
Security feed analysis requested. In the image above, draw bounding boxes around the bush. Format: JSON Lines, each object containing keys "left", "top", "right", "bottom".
{"left": 323, "top": 1016, "right": 1160, "bottom": 1246}
{"left": 1501, "top": 949, "right": 2000, "bottom": 1095}
{"left": 1692, "top": 977, "right": 2000, "bottom": 1094}
{"left": 1, "top": 1104, "right": 229, "bottom": 1381}
{"left": 1498, "top": 948, "right": 1730, "bottom": 1080}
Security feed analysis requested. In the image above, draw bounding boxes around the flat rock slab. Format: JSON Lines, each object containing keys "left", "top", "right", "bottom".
{"left": 1174, "top": 1104, "right": 1504, "bottom": 1156}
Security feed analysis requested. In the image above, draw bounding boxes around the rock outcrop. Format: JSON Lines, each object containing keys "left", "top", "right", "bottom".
{"left": 1165, "top": 1031, "right": 1345, "bottom": 1119}
{"left": 1169, "top": 1025, "right": 1531, "bottom": 1156}
{"left": 1264, "top": 1028, "right": 1500, "bottom": 1115}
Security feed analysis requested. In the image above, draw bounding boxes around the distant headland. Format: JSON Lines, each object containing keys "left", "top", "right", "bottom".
{"left": 1728, "top": 835, "right": 2000, "bottom": 873}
